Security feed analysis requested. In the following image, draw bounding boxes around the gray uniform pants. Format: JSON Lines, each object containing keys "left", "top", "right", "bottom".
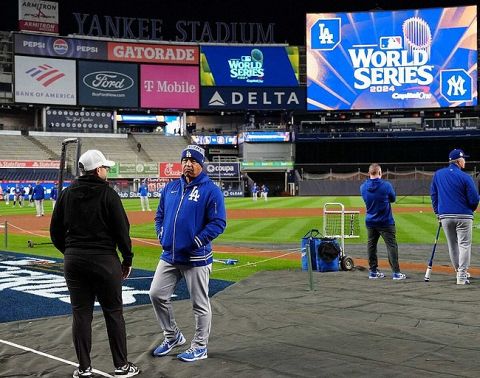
{"left": 149, "top": 259, "right": 212, "bottom": 348}
{"left": 441, "top": 218, "right": 473, "bottom": 273}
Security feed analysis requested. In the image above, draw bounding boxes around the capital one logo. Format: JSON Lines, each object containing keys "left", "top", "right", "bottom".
{"left": 310, "top": 18, "right": 341, "bottom": 50}
{"left": 440, "top": 69, "right": 473, "bottom": 103}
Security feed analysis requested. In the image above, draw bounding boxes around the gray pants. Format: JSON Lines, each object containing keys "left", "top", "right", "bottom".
{"left": 149, "top": 259, "right": 212, "bottom": 348}
{"left": 441, "top": 218, "right": 473, "bottom": 273}
{"left": 140, "top": 196, "right": 150, "bottom": 211}
{"left": 367, "top": 225, "right": 400, "bottom": 273}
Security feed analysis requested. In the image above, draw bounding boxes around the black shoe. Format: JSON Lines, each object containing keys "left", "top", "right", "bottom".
{"left": 114, "top": 362, "right": 140, "bottom": 377}
{"left": 73, "top": 366, "right": 93, "bottom": 377}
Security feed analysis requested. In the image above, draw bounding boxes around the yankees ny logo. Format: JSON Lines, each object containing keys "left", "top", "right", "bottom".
{"left": 188, "top": 186, "right": 200, "bottom": 202}
{"left": 447, "top": 75, "right": 466, "bottom": 96}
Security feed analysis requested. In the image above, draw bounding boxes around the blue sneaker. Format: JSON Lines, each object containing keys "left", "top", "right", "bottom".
{"left": 152, "top": 333, "right": 186, "bottom": 357}
{"left": 177, "top": 347, "right": 208, "bottom": 362}
{"left": 393, "top": 272, "right": 407, "bottom": 280}
{"left": 368, "top": 271, "right": 385, "bottom": 279}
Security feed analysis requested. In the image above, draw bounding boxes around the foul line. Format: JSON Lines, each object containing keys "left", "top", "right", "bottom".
{"left": 6, "top": 223, "right": 48, "bottom": 238}
{"left": 0, "top": 339, "right": 113, "bottom": 377}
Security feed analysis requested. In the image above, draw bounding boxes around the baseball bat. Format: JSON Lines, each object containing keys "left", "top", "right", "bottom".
{"left": 424, "top": 223, "right": 442, "bottom": 282}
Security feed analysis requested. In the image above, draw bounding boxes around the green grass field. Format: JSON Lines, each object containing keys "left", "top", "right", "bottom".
{"left": 0, "top": 196, "right": 476, "bottom": 281}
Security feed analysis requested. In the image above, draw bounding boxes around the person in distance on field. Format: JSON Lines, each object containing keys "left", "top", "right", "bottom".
{"left": 430, "top": 149, "right": 479, "bottom": 285}
{"left": 360, "top": 163, "right": 406, "bottom": 280}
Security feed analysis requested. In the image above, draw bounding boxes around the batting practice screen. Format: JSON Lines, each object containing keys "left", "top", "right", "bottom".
{"left": 306, "top": 6, "right": 477, "bottom": 110}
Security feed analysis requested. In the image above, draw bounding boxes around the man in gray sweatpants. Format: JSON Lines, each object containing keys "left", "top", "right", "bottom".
{"left": 431, "top": 149, "right": 479, "bottom": 285}
{"left": 149, "top": 145, "right": 226, "bottom": 362}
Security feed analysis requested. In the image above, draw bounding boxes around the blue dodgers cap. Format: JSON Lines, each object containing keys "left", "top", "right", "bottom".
{"left": 181, "top": 145, "right": 205, "bottom": 166}
{"left": 449, "top": 149, "right": 469, "bottom": 161}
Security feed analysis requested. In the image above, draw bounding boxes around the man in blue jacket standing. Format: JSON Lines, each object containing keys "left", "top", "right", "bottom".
{"left": 137, "top": 180, "right": 151, "bottom": 211}
{"left": 360, "top": 163, "right": 406, "bottom": 280}
{"left": 32, "top": 180, "right": 45, "bottom": 217}
{"left": 430, "top": 149, "right": 479, "bottom": 285}
{"left": 150, "top": 145, "right": 226, "bottom": 362}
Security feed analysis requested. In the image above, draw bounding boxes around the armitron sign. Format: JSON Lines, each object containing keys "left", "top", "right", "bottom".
{"left": 18, "top": 0, "right": 59, "bottom": 34}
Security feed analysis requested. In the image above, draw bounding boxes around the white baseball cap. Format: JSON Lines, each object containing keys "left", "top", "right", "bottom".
{"left": 78, "top": 150, "right": 115, "bottom": 171}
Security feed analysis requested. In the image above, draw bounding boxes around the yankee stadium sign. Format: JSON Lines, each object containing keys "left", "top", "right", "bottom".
{"left": 73, "top": 13, "right": 275, "bottom": 43}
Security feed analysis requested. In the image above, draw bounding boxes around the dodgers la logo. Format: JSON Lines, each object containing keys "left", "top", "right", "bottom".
{"left": 440, "top": 69, "right": 473, "bottom": 103}
{"left": 310, "top": 18, "right": 341, "bottom": 51}
{"left": 188, "top": 186, "right": 200, "bottom": 202}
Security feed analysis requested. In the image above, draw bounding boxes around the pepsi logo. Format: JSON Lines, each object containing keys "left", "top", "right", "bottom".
{"left": 53, "top": 39, "right": 68, "bottom": 55}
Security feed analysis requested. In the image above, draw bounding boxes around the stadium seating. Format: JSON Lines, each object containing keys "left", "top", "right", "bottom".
{"left": 131, "top": 134, "right": 187, "bottom": 162}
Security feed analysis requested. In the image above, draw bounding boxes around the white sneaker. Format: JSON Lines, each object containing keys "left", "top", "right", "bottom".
{"left": 392, "top": 272, "right": 407, "bottom": 280}
{"left": 457, "top": 272, "right": 470, "bottom": 285}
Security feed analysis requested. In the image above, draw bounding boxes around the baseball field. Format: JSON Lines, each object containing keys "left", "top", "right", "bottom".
{"left": 1, "top": 195, "right": 475, "bottom": 282}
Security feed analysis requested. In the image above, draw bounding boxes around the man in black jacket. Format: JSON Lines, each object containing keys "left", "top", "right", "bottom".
{"left": 50, "top": 149, "right": 140, "bottom": 378}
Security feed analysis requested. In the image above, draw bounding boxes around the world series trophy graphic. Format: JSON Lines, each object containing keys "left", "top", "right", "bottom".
{"left": 402, "top": 16, "right": 432, "bottom": 59}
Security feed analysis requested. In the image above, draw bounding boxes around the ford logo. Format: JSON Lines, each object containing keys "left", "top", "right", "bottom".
{"left": 83, "top": 71, "right": 134, "bottom": 92}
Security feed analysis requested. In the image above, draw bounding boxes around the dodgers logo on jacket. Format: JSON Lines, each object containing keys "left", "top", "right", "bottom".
{"left": 188, "top": 186, "right": 200, "bottom": 202}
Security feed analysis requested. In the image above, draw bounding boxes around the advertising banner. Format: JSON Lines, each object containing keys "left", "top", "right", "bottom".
{"left": 191, "top": 135, "right": 237, "bottom": 145}
{"left": 221, "top": 190, "right": 244, "bottom": 198}
{"left": 159, "top": 162, "right": 182, "bottom": 178}
{"left": 204, "top": 162, "right": 240, "bottom": 179}
{"left": 140, "top": 65, "right": 199, "bottom": 109}
{"left": 200, "top": 46, "right": 299, "bottom": 86}
{"left": 14, "top": 56, "right": 76, "bottom": 105}
{"left": 108, "top": 42, "right": 199, "bottom": 64}
{"left": 306, "top": 6, "right": 478, "bottom": 110}
{"left": 14, "top": 33, "right": 108, "bottom": 60}
{"left": 201, "top": 87, "right": 305, "bottom": 110}
{"left": 242, "top": 161, "right": 293, "bottom": 170}
{"left": 78, "top": 61, "right": 138, "bottom": 108}
{"left": 18, "top": 0, "right": 59, "bottom": 34}
{"left": 0, "top": 160, "right": 60, "bottom": 169}
{"left": 241, "top": 131, "right": 290, "bottom": 143}
{"left": 46, "top": 108, "right": 113, "bottom": 133}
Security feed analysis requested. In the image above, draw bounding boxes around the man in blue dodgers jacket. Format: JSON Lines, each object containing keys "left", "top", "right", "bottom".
{"left": 149, "top": 145, "right": 226, "bottom": 362}
{"left": 431, "top": 149, "right": 479, "bottom": 285}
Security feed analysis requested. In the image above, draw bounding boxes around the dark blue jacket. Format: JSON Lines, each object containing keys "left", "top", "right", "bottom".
{"left": 430, "top": 163, "right": 479, "bottom": 218}
{"left": 155, "top": 171, "right": 227, "bottom": 266}
{"left": 360, "top": 178, "right": 396, "bottom": 227}
{"left": 138, "top": 184, "right": 149, "bottom": 197}
{"left": 32, "top": 184, "right": 45, "bottom": 200}
{"left": 50, "top": 186, "right": 58, "bottom": 200}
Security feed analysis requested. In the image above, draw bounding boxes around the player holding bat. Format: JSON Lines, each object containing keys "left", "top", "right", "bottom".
{"left": 430, "top": 149, "right": 479, "bottom": 285}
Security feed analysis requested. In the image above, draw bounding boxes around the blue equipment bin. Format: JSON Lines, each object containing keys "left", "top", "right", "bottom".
{"left": 301, "top": 229, "right": 340, "bottom": 272}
